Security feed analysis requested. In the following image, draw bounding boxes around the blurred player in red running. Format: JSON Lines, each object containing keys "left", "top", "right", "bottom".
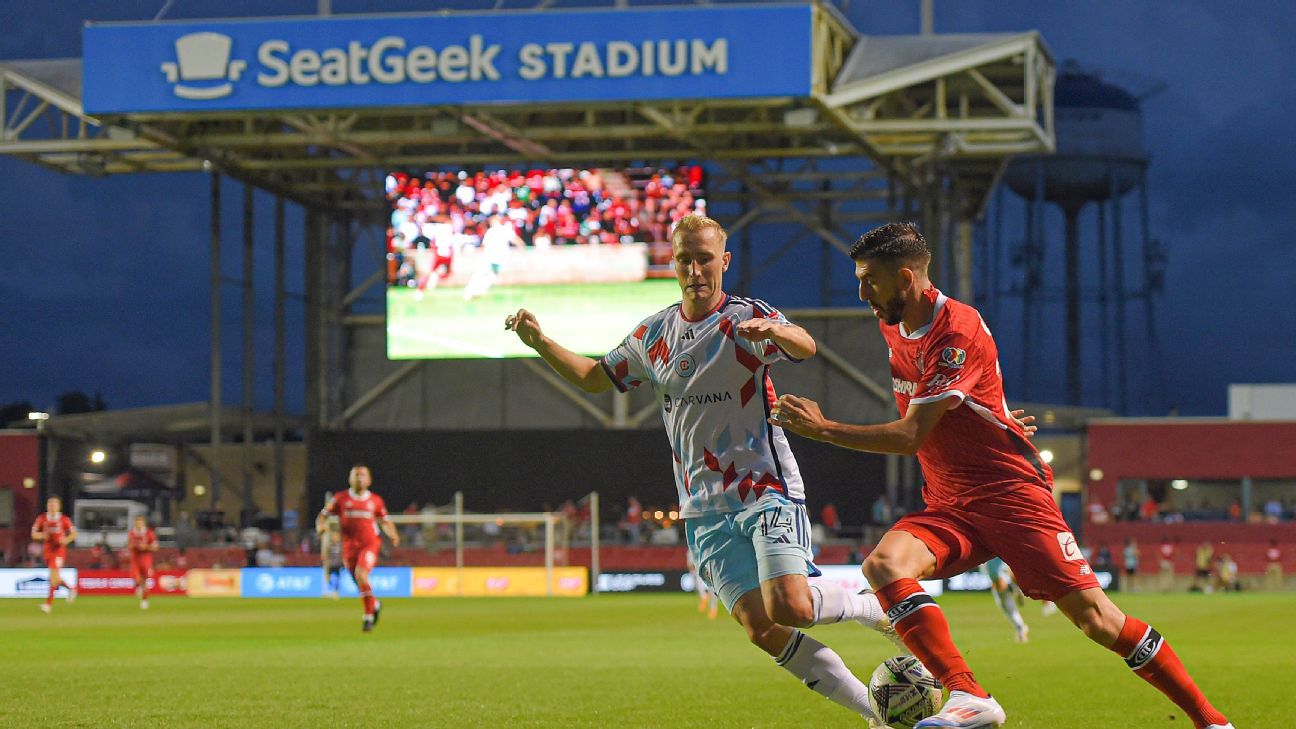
{"left": 30, "top": 496, "right": 78, "bottom": 613}
{"left": 772, "top": 223, "right": 1232, "bottom": 729}
{"left": 316, "top": 464, "right": 400, "bottom": 632}
{"left": 127, "top": 515, "right": 158, "bottom": 610}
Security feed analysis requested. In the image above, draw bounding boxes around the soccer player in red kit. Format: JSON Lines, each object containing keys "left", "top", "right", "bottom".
{"left": 127, "top": 515, "right": 158, "bottom": 610}
{"left": 316, "top": 464, "right": 400, "bottom": 632}
{"left": 30, "top": 496, "right": 78, "bottom": 613}
{"left": 771, "top": 223, "right": 1232, "bottom": 729}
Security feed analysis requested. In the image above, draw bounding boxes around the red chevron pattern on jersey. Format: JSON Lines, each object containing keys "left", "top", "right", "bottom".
{"left": 703, "top": 447, "right": 784, "bottom": 501}
{"left": 716, "top": 316, "right": 765, "bottom": 406}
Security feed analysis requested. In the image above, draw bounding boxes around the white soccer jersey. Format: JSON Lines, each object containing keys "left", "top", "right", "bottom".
{"left": 600, "top": 294, "right": 806, "bottom": 518}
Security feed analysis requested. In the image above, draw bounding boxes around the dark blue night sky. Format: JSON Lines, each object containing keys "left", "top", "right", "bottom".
{"left": 2, "top": 1, "right": 1293, "bottom": 418}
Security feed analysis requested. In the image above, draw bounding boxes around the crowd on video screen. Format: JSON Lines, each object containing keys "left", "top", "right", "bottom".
{"left": 385, "top": 166, "right": 706, "bottom": 288}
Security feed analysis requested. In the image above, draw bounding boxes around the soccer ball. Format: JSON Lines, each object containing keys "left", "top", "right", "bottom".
{"left": 867, "top": 656, "right": 943, "bottom": 729}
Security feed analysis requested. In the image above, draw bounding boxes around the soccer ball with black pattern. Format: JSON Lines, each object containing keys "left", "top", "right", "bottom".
{"left": 867, "top": 656, "right": 943, "bottom": 729}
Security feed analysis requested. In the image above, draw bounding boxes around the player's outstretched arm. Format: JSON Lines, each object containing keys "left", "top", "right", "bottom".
{"left": 380, "top": 518, "right": 401, "bottom": 548}
{"left": 65, "top": 527, "right": 77, "bottom": 545}
{"left": 770, "top": 394, "right": 953, "bottom": 456}
{"left": 734, "top": 319, "right": 817, "bottom": 360}
{"left": 505, "top": 308, "right": 613, "bottom": 393}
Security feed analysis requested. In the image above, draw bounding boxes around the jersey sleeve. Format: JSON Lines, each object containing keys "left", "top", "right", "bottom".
{"left": 321, "top": 493, "right": 340, "bottom": 517}
{"left": 738, "top": 299, "right": 803, "bottom": 365}
{"left": 375, "top": 497, "right": 389, "bottom": 520}
{"left": 910, "top": 330, "right": 982, "bottom": 406}
{"left": 31, "top": 515, "right": 45, "bottom": 537}
{"left": 599, "top": 319, "right": 652, "bottom": 392}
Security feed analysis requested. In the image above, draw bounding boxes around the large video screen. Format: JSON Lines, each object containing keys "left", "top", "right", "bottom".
{"left": 385, "top": 166, "right": 704, "bottom": 359}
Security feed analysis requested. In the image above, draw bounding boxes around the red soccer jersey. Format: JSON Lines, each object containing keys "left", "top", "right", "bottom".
{"left": 128, "top": 528, "right": 157, "bottom": 559}
{"left": 323, "top": 489, "right": 388, "bottom": 545}
{"left": 32, "top": 512, "right": 74, "bottom": 550}
{"left": 881, "top": 288, "right": 1052, "bottom": 507}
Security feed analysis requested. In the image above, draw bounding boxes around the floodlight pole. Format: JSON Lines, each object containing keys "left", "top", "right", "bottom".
{"left": 242, "top": 182, "right": 255, "bottom": 527}
{"left": 209, "top": 170, "right": 222, "bottom": 511}
{"left": 273, "top": 194, "right": 286, "bottom": 524}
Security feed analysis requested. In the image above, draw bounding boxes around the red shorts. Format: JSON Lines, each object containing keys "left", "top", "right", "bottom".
{"left": 131, "top": 558, "right": 154, "bottom": 584}
{"left": 344, "top": 541, "right": 380, "bottom": 573}
{"left": 892, "top": 484, "right": 1101, "bottom": 602}
{"left": 44, "top": 547, "right": 67, "bottom": 569}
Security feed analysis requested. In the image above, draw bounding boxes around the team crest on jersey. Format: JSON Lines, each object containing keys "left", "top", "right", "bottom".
{"left": 939, "top": 347, "right": 967, "bottom": 368}
{"left": 675, "top": 353, "right": 697, "bottom": 378}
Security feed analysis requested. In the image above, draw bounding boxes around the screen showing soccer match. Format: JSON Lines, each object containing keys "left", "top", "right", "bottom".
{"left": 384, "top": 166, "right": 704, "bottom": 359}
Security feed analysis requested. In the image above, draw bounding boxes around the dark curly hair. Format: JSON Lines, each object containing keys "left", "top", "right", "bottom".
{"left": 848, "top": 222, "right": 931, "bottom": 267}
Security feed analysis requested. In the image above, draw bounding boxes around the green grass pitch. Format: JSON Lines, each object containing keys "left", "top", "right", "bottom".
{"left": 387, "top": 280, "right": 681, "bottom": 360}
{"left": 1, "top": 592, "right": 1277, "bottom": 727}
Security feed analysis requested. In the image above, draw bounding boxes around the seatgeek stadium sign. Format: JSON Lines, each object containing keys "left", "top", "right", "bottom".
{"left": 82, "top": 5, "right": 813, "bottom": 115}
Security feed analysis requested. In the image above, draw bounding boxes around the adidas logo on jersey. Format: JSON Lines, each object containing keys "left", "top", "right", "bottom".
{"left": 681, "top": 329, "right": 696, "bottom": 340}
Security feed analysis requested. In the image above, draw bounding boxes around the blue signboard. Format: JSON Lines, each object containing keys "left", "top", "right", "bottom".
{"left": 82, "top": 5, "right": 813, "bottom": 115}
{"left": 337, "top": 567, "right": 411, "bottom": 598}
{"left": 242, "top": 567, "right": 322, "bottom": 598}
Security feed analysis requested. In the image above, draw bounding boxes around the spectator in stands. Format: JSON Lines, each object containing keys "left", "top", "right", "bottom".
{"left": 870, "top": 493, "right": 892, "bottom": 527}
{"left": 1122, "top": 538, "right": 1140, "bottom": 592}
{"left": 625, "top": 496, "right": 643, "bottom": 545}
{"left": 1087, "top": 498, "right": 1110, "bottom": 525}
{"left": 1264, "top": 498, "right": 1283, "bottom": 524}
{"left": 1227, "top": 500, "right": 1242, "bottom": 521}
{"left": 820, "top": 503, "right": 841, "bottom": 538}
{"left": 1265, "top": 539, "right": 1283, "bottom": 590}
{"left": 1214, "top": 554, "right": 1240, "bottom": 592}
{"left": 1093, "top": 544, "right": 1113, "bottom": 573}
{"left": 1140, "top": 494, "right": 1160, "bottom": 522}
{"left": 401, "top": 502, "right": 420, "bottom": 546}
{"left": 1191, "top": 541, "right": 1214, "bottom": 593}
{"left": 1158, "top": 537, "right": 1177, "bottom": 590}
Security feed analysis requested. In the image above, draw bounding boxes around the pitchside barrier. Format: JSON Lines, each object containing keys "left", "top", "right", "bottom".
{"left": 0, "top": 566, "right": 1118, "bottom": 598}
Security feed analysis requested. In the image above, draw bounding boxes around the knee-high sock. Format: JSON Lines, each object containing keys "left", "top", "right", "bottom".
{"left": 808, "top": 578, "right": 881, "bottom": 625}
{"left": 876, "top": 578, "right": 988, "bottom": 698}
{"left": 1110, "top": 616, "right": 1229, "bottom": 729}
{"left": 357, "top": 576, "right": 375, "bottom": 617}
{"left": 991, "top": 586, "right": 1026, "bottom": 631}
{"left": 776, "top": 629, "right": 878, "bottom": 721}
{"left": 46, "top": 586, "right": 54, "bottom": 606}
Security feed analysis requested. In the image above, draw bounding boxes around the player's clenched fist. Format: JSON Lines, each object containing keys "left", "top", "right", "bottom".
{"left": 768, "top": 394, "right": 827, "bottom": 438}
{"left": 504, "top": 309, "right": 544, "bottom": 349}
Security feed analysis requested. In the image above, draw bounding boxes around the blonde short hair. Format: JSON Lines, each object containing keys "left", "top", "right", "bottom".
{"left": 671, "top": 214, "right": 728, "bottom": 248}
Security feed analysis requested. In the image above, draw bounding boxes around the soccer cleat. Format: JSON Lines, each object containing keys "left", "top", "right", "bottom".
{"left": 1204, "top": 725, "right": 1234, "bottom": 729}
{"left": 141, "top": 600, "right": 149, "bottom": 610}
{"left": 372, "top": 600, "right": 382, "bottom": 627}
{"left": 858, "top": 589, "right": 911, "bottom": 655}
{"left": 1014, "top": 625, "right": 1029, "bottom": 643}
{"left": 66, "top": 586, "right": 77, "bottom": 604}
{"left": 40, "top": 603, "right": 52, "bottom": 614}
{"left": 362, "top": 618, "right": 373, "bottom": 633}
{"left": 914, "top": 691, "right": 1006, "bottom": 728}
{"left": 1040, "top": 601, "right": 1058, "bottom": 617}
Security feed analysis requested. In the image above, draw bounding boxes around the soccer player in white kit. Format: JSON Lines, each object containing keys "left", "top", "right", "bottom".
{"left": 506, "top": 214, "right": 898, "bottom": 724}
{"left": 464, "top": 215, "right": 521, "bottom": 301}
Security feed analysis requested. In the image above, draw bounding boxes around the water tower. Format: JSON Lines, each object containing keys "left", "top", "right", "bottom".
{"left": 995, "top": 61, "right": 1166, "bottom": 412}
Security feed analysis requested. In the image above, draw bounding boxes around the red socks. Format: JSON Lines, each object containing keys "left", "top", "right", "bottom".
{"left": 357, "top": 577, "right": 375, "bottom": 616}
{"left": 46, "top": 587, "right": 55, "bottom": 606}
{"left": 1111, "top": 617, "right": 1229, "bottom": 729}
{"left": 876, "top": 579, "right": 988, "bottom": 698}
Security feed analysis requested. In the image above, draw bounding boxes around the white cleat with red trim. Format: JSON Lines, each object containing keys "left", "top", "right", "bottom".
{"left": 1204, "top": 724, "right": 1235, "bottom": 728}
{"left": 914, "top": 691, "right": 1006, "bottom": 728}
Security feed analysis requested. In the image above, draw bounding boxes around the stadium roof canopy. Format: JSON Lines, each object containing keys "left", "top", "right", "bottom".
{"left": 0, "top": 2, "right": 1053, "bottom": 221}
